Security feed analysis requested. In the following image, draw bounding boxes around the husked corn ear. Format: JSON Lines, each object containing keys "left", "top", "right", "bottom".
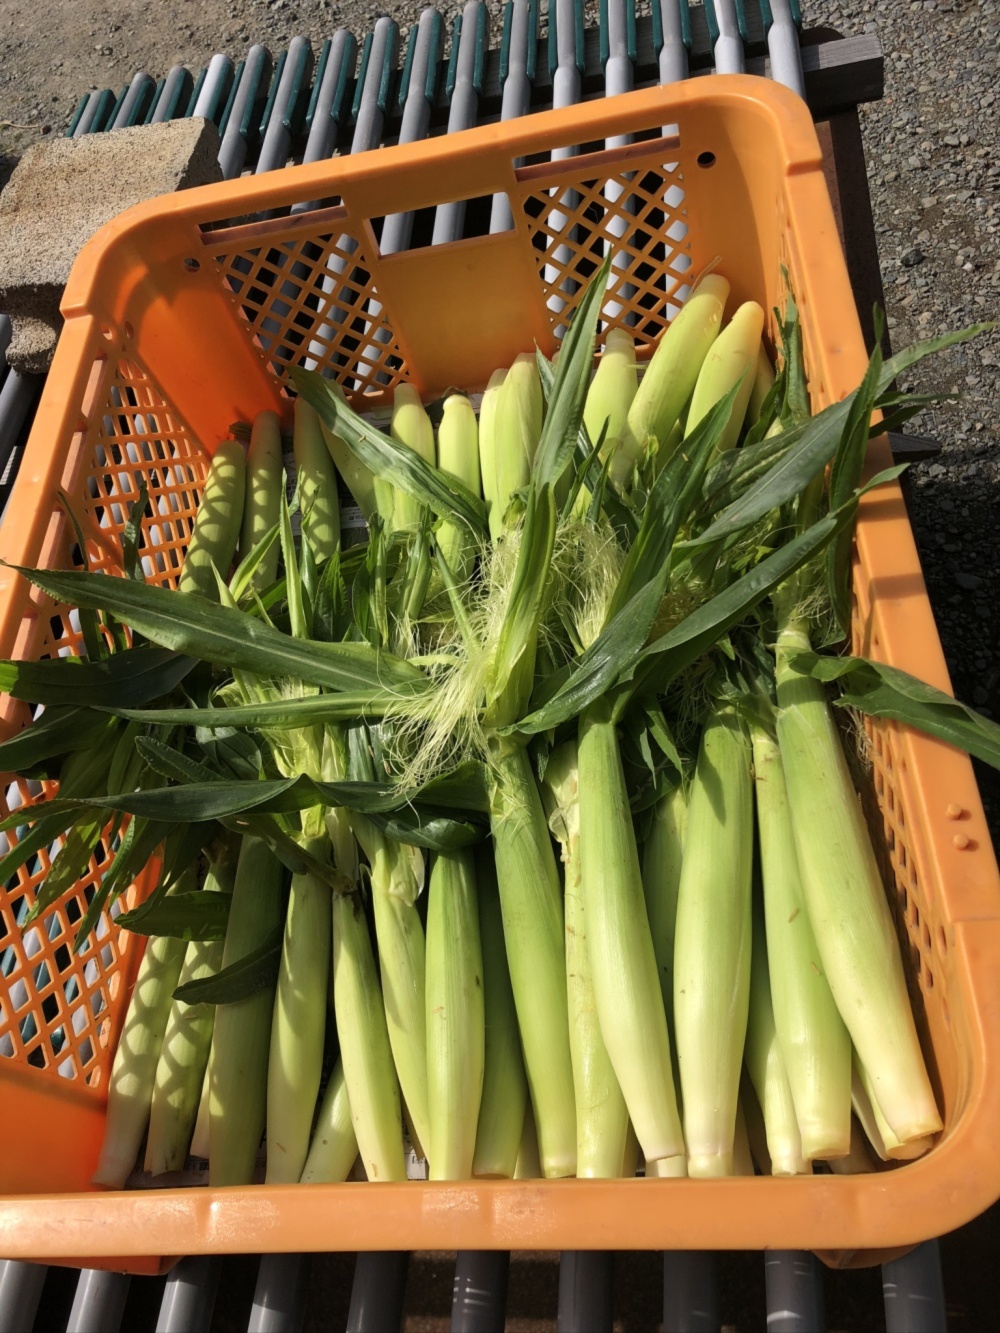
{"left": 319, "top": 383, "right": 378, "bottom": 521}
{"left": 747, "top": 342, "right": 776, "bottom": 425}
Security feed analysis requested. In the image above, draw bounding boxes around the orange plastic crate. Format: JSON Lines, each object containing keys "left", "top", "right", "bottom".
{"left": 2, "top": 77, "right": 1000, "bottom": 1273}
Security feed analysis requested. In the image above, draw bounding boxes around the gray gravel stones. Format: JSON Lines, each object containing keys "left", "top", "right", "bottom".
{"left": 810, "top": 1, "right": 999, "bottom": 827}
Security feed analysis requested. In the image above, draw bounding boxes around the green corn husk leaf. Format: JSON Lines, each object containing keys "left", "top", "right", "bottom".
{"left": 789, "top": 651, "right": 1000, "bottom": 770}
{"left": 289, "top": 367, "right": 488, "bottom": 536}
{"left": 0, "top": 646, "right": 197, "bottom": 708}
{"left": 121, "top": 481, "right": 151, "bottom": 584}
{"left": 101, "top": 691, "right": 396, "bottom": 729}
{"left": 74, "top": 816, "right": 174, "bottom": 951}
{"left": 619, "top": 503, "right": 857, "bottom": 711}
{"left": 0, "top": 705, "right": 113, "bottom": 774}
{"left": 175, "top": 920, "right": 283, "bottom": 1004}
{"left": 118, "top": 891, "right": 231, "bottom": 941}
{"left": 513, "top": 387, "right": 744, "bottom": 737}
{"left": 5, "top": 566, "right": 428, "bottom": 698}
{"left": 54, "top": 491, "right": 106, "bottom": 663}
{"left": 487, "top": 256, "right": 612, "bottom": 726}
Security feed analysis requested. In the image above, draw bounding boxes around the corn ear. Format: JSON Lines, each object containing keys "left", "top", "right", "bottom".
{"left": 189, "top": 1051, "right": 211, "bottom": 1161}
{"left": 239, "top": 410, "right": 283, "bottom": 587}
{"left": 733, "top": 1097, "right": 756, "bottom": 1177}
{"left": 645, "top": 1153, "right": 688, "bottom": 1178}
{"left": 685, "top": 301, "right": 766, "bottom": 453}
{"left": 854, "top": 1055, "right": 933, "bottom": 1162}
{"left": 425, "top": 849, "right": 485, "bottom": 1179}
{"left": 300, "top": 1058, "right": 359, "bottom": 1184}
{"left": 543, "top": 739, "right": 629, "bottom": 1179}
{"left": 436, "top": 392, "right": 481, "bottom": 583}
{"left": 294, "top": 398, "right": 341, "bottom": 564}
{"left": 333, "top": 890, "right": 407, "bottom": 1182}
{"left": 472, "top": 848, "right": 528, "bottom": 1179}
{"left": 775, "top": 623, "right": 942, "bottom": 1147}
{"left": 584, "top": 327, "right": 638, "bottom": 475}
{"left": 617, "top": 274, "right": 730, "bottom": 479}
{"left": 209, "top": 838, "right": 284, "bottom": 1187}
{"left": 751, "top": 723, "right": 851, "bottom": 1160}
{"left": 318, "top": 384, "right": 378, "bottom": 522}
{"left": 92, "top": 931, "right": 187, "bottom": 1187}
{"left": 747, "top": 342, "right": 776, "bottom": 425}
{"left": 478, "top": 368, "right": 506, "bottom": 538}
{"left": 641, "top": 783, "right": 687, "bottom": 1032}
{"left": 514, "top": 1101, "right": 542, "bottom": 1179}
{"left": 489, "top": 353, "right": 542, "bottom": 540}
{"left": 674, "top": 706, "right": 753, "bottom": 1178}
{"left": 577, "top": 703, "right": 684, "bottom": 1164}
{"left": 390, "top": 384, "right": 436, "bottom": 531}
{"left": 489, "top": 743, "right": 576, "bottom": 1178}
{"left": 266, "top": 843, "right": 332, "bottom": 1183}
{"left": 744, "top": 899, "right": 810, "bottom": 1176}
{"left": 145, "top": 847, "right": 236, "bottom": 1175}
{"left": 179, "top": 438, "right": 247, "bottom": 598}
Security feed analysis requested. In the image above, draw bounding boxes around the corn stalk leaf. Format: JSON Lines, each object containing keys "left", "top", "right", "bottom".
{"left": 174, "top": 922, "right": 283, "bottom": 1004}
{"left": 5, "top": 565, "right": 428, "bottom": 698}
{"left": 619, "top": 503, "right": 857, "bottom": 711}
{"left": 0, "top": 706, "right": 112, "bottom": 774}
{"left": 680, "top": 395, "right": 855, "bottom": 551}
{"left": 0, "top": 646, "right": 197, "bottom": 708}
{"left": 99, "top": 691, "right": 394, "bottom": 729}
{"left": 121, "top": 481, "right": 150, "bottom": 584}
{"left": 789, "top": 650, "right": 1000, "bottom": 770}
{"left": 877, "top": 322, "right": 994, "bottom": 392}
{"left": 487, "top": 257, "right": 611, "bottom": 724}
{"left": 825, "top": 335, "right": 884, "bottom": 637}
{"left": 118, "top": 890, "right": 231, "bottom": 942}
{"left": 289, "top": 367, "right": 488, "bottom": 535}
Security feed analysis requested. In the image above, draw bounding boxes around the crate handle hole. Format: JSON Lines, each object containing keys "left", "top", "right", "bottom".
{"left": 123, "top": 322, "right": 134, "bottom": 341}
{"left": 183, "top": 258, "right": 201, "bottom": 272}
{"left": 697, "top": 151, "right": 717, "bottom": 169}
{"left": 100, "top": 325, "right": 114, "bottom": 341}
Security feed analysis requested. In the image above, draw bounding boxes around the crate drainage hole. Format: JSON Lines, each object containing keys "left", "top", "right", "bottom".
{"left": 697, "top": 151, "right": 717, "bottom": 169}
{"left": 183, "top": 257, "right": 201, "bottom": 272}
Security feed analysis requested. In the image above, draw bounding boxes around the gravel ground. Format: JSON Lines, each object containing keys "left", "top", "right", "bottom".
{"left": 1, "top": 2, "right": 999, "bottom": 1327}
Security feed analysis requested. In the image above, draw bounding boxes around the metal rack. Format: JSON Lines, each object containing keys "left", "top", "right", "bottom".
{"left": 0, "top": 3, "right": 953, "bottom": 1329}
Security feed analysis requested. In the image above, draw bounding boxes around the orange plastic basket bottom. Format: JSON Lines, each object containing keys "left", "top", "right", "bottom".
{"left": 1, "top": 78, "right": 1000, "bottom": 1273}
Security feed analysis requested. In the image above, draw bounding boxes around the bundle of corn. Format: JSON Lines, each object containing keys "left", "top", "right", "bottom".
{"left": 1, "top": 257, "right": 996, "bottom": 1191}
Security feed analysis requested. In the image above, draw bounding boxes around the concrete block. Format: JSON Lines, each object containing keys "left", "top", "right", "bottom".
{"left": 0, "top": 117, "right": 223, "bottom": 374}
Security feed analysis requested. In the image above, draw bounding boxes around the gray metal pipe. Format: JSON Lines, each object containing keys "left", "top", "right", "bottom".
{"left": 557, "top": 1251, "right": 614, "bottom": 1333}
{"left": 247, "top": 1253, "right": 311, "bottom": 1333}
{"left": 346, "top": 1252, "right": 409, "bottom": 1333}
{"left": 432, "top": 1, "right": 491, "bottom": 244}
{"left": 883, "top": 1240, "right": 947, "bottom": 1333}
{"left": 764, "top": 1251, "right": 826, "bottom": 1332}
{"left": 662, "top": 1251, "right": 719, "bottom": 1333}
{"left": 65, "top": 1269, "right": 131, "bottom": 1333}
{"left": 0, "top": 1259, "right": 48, "bottom": 1333}
{"left": 155, "top": 1255, "right": 221, "bottom": 1333}
{"left": 450, "top": 1249, "right": 509, "bottom": 1332}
